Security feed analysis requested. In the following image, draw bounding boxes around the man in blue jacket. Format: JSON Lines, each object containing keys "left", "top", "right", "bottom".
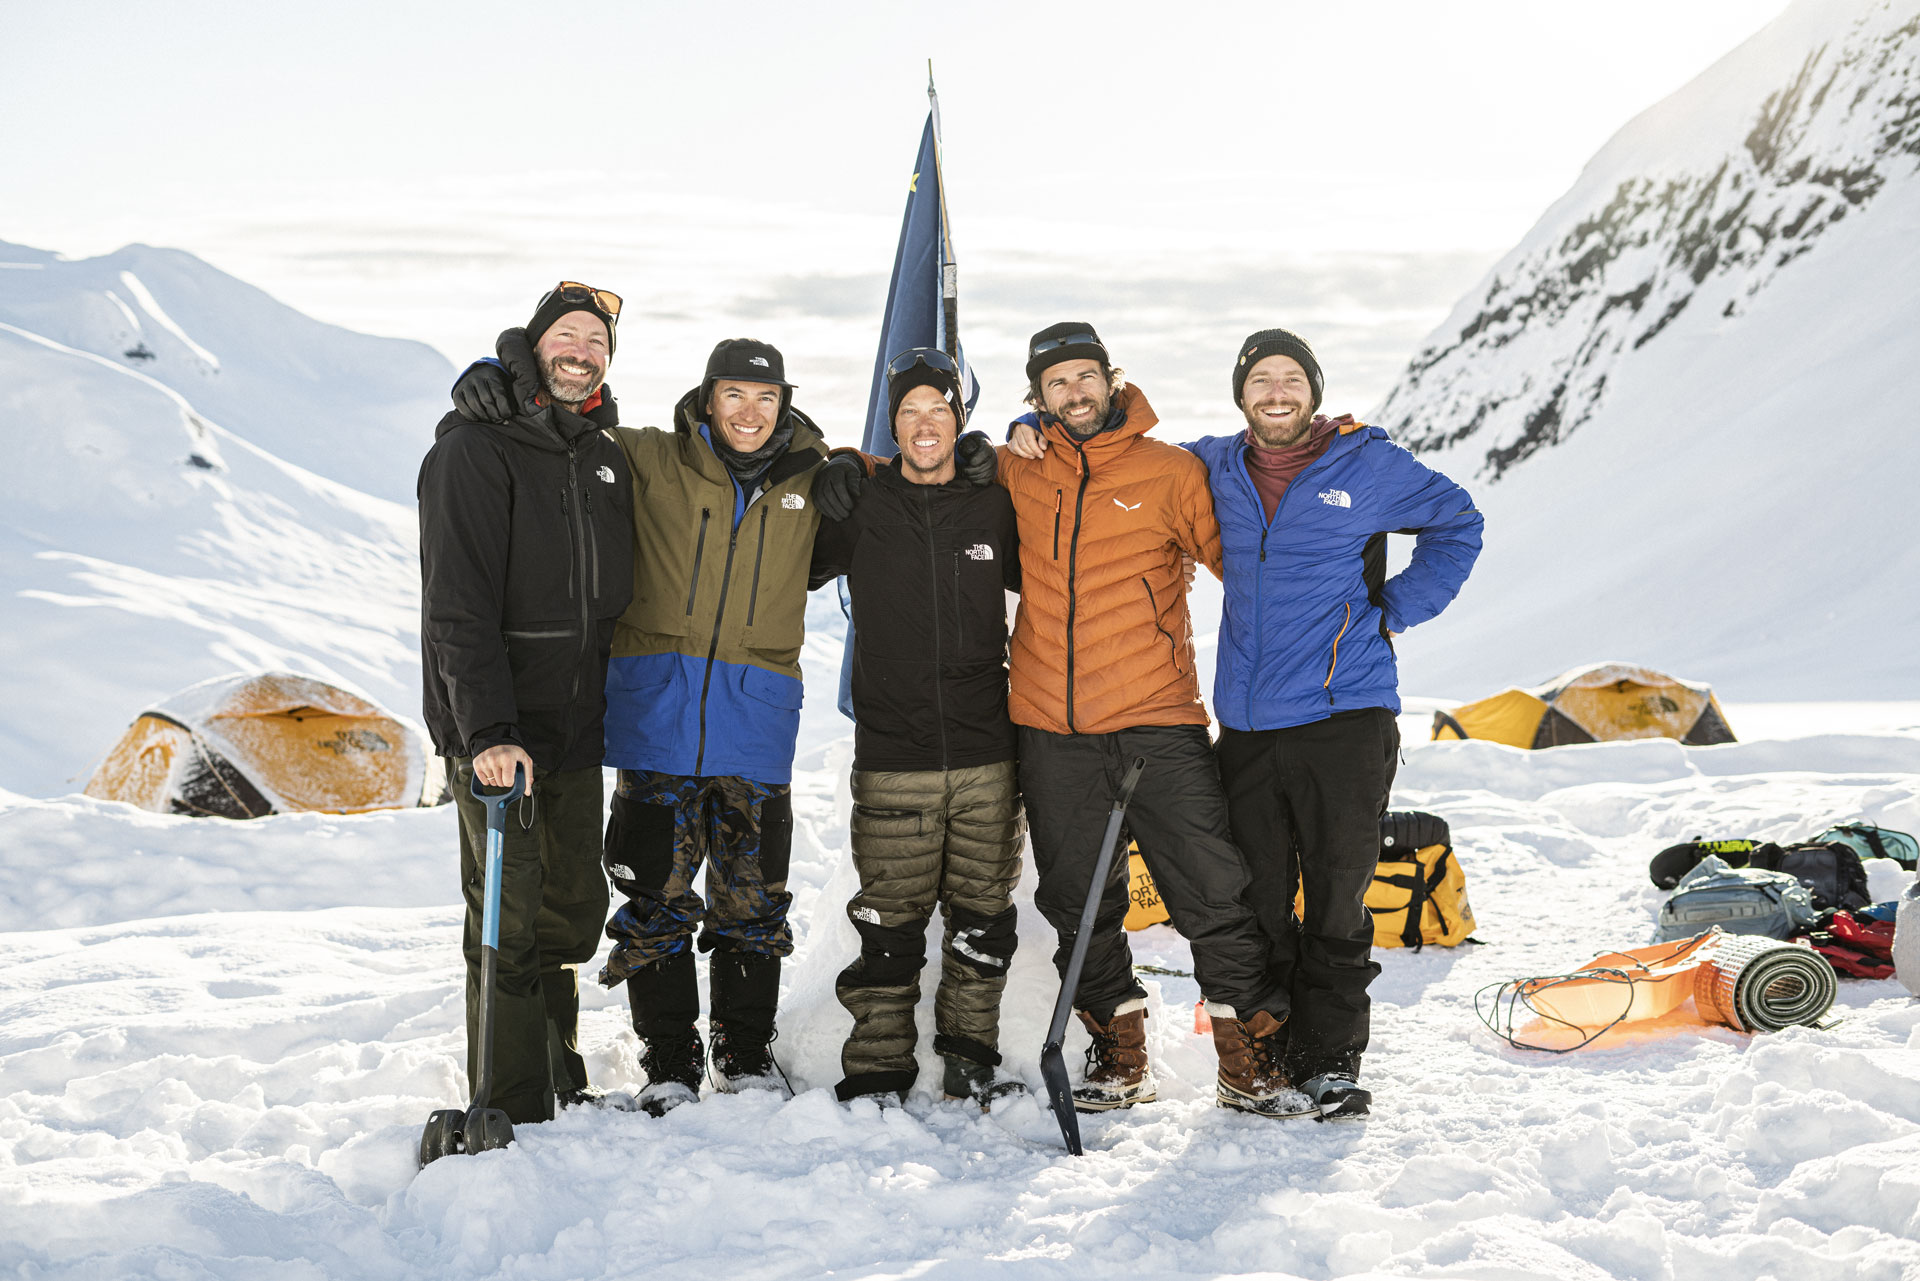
{"left": 1186, "top": 328, "right": 1482, "bottom": 1120}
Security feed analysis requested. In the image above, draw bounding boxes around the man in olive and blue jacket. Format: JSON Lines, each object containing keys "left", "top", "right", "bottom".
{"left": 1185, "top": 328, "right": 1482, "bottom": 1121}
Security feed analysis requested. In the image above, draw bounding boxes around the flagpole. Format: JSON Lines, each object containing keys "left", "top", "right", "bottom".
{"left": 929, "top": 60, "right": 959, "bottom": 363}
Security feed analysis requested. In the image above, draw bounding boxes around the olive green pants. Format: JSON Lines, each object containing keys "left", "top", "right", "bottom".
{"left": 452, "top": 758, "right": 611, "bottom": 1125}
{"left": 836, "top": 761, "right": 1023, "bottom": 1097}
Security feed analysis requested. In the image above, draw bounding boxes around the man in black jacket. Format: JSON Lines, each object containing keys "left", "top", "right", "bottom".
{"left": 809, "top": 349, "right": 1025, "bottom": 1107}
{"left": 418, "top": 283, "right": 635, "bottom": 1125}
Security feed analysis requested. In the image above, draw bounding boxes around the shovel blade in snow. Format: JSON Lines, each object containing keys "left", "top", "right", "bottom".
{"left": 462, "top": 1105, "right": 515, "bottom": 1154}
{"left": 418, "top": 1108, "right": 464, "bottom": 1166}
{"left": 1039, "top": 1039, "right": 1082, "bottom": 1156}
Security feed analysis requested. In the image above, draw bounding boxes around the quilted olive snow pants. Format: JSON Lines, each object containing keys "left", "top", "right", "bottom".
{"left": 835, "top": 760, "right": 1024, "bottom": 1100}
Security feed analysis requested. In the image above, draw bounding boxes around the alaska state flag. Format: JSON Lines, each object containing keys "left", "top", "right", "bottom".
{"left": 838, "top": 111, "right": 981, "bottom": 719}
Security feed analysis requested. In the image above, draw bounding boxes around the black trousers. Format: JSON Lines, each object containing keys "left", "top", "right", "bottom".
{"left": 1019, "top": 723, "right": 1281, "bottom": 1022}
{"left": 1215, "top": 708, "right": 1399, "bottom": 1082}
{"left": 451, "top": 759, "right": 610, "bottom": 1125}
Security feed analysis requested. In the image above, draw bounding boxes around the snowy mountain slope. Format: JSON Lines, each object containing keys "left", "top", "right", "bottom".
{"left": 1372, "top": 0, "right": 1920, "bottom": 700}
{"left": 0, "top": 239, "right": 450, "bottom": 502}
{"left": 1, "top": 722, "right": 1914, "bottom": 1279}
{"left": 0, "top": 311, "right": 426, "bottom": 796}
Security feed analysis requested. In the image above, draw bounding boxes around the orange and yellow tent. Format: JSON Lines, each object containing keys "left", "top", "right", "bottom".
{"left": 1433, "top": 662, "right": 1735, "bottom": 749}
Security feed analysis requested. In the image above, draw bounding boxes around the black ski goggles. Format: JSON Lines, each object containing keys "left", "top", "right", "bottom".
{"left": 544, "top": 281, "right": 622, "bottom": 319}
{"left": 1028, "top": 331, "right": 1101, "bottom": 358}
{"left": 886, "top": 347, "right": 958, "bottom": 378}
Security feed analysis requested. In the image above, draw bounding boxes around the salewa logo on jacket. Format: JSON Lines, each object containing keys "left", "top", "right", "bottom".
{"left": 1319, "top": 488, "right": 1351, "bottom": 508}
{"left": 1113, "top": 497, "right": 1141, "bottom": 512}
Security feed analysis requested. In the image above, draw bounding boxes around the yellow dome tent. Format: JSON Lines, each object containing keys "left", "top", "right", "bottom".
{"left": 84, "top": 671, "right": 447, "bottom": 818}
{"left": 1432, "top": 662, "right": 1735, "bottom": 749}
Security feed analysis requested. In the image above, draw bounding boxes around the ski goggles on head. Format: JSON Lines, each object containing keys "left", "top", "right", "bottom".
{"left": 885, "top": 347, "right": 958, "bottom": 378}
{"left": 1027, "top": 331, "right": 1100, "bottom": 358}
{"left": 545, "top": 281, "right": 622, "bottom": 319}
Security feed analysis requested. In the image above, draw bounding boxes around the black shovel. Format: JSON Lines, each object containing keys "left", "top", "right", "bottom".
{"left": 420, "top": 763, "right": 527, "bottom": 1166}
{"left": 1039, "top": 756, "right": 1145, "bottom": 1155}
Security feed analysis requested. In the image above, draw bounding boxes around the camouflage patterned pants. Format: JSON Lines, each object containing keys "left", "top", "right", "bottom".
{"left": 836, "top": 760, "right": 1024, "bottom": 1097}
{"left": 599, "top": 769, "right": 793, "bottom": 987}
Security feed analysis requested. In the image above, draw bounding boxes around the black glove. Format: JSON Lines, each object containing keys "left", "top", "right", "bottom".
{"left": 813, "top": 455, "right": 866, "bottom": 521}
{"left": 451, "top": 360, "right": 514, "bottom": 423}
{"left": 956, "top": 430, "right": 998, "bottom": 486}
{"left": 495, "top": 327, "right": 544, "bottom": 413}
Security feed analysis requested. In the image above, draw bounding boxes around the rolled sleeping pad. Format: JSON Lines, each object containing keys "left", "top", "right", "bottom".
{"left": 1692, "top": 931, "right": 1838, "bottom": 1033}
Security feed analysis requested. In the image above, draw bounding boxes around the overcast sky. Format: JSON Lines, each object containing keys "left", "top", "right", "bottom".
{"left": 2, "top": 0, "right": 1792, "bottom": 434}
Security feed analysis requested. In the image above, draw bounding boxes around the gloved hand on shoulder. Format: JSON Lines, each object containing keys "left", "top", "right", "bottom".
{"left": 814, "top": 455, "right": 867, "bottom": 521}
{"left": 956, "top": 431, "right": 998, "bottom": 486}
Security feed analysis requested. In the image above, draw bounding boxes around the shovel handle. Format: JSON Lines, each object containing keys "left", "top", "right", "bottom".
{"left": 470, "top": 762, "right": 528, "bottom": 817}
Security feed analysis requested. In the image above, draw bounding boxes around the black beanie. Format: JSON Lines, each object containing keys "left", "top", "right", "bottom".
{"left": 1025, "top": 321, "right": 1109, "bottom": 382}
{"left": 527, "top": 288, "right": 618, "bottom": 356}
{"left": 887, "top": 356, "right": 965, "bottom": 436}
{"left": 1233, "top": 328, "right": 1322, "bottom": 412}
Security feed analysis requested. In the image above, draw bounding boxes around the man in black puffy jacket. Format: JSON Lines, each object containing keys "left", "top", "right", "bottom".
{"left": 809, "top": 349, "right": 1025, "bottom": 1107}
{"left": 417, "top": 283, "right": 634, "bottom": 1124}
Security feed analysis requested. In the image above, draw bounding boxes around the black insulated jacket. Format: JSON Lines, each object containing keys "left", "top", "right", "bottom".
{"left": 418, "top": 392, "right": 634, "bottom": 770}
{"left": 811, "top": 460, "right": 1020, "bottom": 773}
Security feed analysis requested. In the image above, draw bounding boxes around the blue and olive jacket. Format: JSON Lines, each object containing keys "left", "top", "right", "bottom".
{"left": 604, "top": 388, "right": 833, "bottom": 784}
{"left": 1186, "top": 420, "right": 1482, "bottom": 732}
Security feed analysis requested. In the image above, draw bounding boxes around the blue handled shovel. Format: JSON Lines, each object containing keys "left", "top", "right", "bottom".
{"left": 420, "top": 762, "right": 527, "bottom": 1166}
{"left": 1038, "top": 756, "right": 1145, "bottom": 1156}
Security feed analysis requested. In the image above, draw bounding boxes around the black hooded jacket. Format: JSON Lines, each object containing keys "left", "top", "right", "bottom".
{"left": 810, "top": 459, "right": 1021, "bottom": 773}
{"left": 417, "top": 390, "right": 634, "bottom": 770}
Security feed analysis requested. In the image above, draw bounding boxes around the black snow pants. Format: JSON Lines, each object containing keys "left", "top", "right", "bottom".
{"left": 1215, "top": 707, "right": 1399, "bottom": 1083}
{"left": 1019, "top": 723, "right": 1282, "bottom": 1023}
{"left": 451, "top": 758, "right": 610, "bottom": 1125}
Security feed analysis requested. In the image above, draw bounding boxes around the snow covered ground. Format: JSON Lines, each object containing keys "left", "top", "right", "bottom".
{"left": 2, "top": 709, "right": 1915, "bottom": 1281}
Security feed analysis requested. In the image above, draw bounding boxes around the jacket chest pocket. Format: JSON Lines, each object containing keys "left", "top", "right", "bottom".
{"left": 943, "top": 535, "right": 1008, "bottom": 660}
{"left": 628, "top": 489, "right": 719, "bottom": 638}
{"left": 738, "top": 500, "right": 812, "bottom": 653}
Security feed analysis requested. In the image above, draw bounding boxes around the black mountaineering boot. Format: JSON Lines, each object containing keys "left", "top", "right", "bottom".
{"left": 628, "top": 950, "right": 703, "bottom": 1117}
{"left": 710, "top": 950, "right": 792, "bottom": 1097}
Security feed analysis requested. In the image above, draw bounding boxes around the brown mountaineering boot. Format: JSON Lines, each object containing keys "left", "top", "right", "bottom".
{"left": 1211, "top": 1006, "right": 1316, "bottom": 1118}
{"left": 1072, "top": 998, "right": 1157, "bottom": 1112}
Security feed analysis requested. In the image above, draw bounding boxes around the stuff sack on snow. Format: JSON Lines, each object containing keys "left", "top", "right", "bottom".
{"left": 1650, "top": 837, "right": 1761, "bottom": 889}
{"left": 1811, "top": 823, "right": 1919, "bottom": 870}
{"left": 1654, "top": 855, "right": 1818, "bottom": 943}
{"left": 1896, "top": 882, "right": 1920, "bottom": 998}
{"left": 1369, "top": 811, "right": 1476, "bottom": 950}
{"left": 1807, "top": 907, "right": 1897, "bottom": 979}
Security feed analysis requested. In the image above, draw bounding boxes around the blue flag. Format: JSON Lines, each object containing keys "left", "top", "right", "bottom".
{"left": 838, "top": 109, "right": 980, "bottom": 719}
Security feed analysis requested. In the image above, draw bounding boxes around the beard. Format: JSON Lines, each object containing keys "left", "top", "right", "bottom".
{"left": 1244, "top": 398, "right": 1314, "bottom": 449}
{"left": 541, "top": 352, "right": 605, "bottom": 407}
{"left": 1051, "top": 389, "right": 1113, "bottom": 439}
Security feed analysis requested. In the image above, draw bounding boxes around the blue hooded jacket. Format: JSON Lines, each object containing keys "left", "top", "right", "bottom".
{"left": 1186, "top": 422, "right": 1482, "bottom": 732}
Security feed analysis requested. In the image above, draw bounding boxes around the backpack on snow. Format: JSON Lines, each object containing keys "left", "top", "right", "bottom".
{"left": 1748, "top": 841, "right": 1871, "bottom": 912}
{"left": 1811, "top": 822, "right": 1918, "bottom": 870}
{"left": 1368, "top": 811, "right": 1477, "bottom": 950}
{"left": 1654, "top": 855, "right": 1819, "bottom": 942}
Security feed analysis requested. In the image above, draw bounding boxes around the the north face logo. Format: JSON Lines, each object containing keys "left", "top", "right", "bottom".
{"left": 749, "top": 356, "right": 771, "bottom": 368}
{"left": 1319, "top": 488, "right": 1352, "bottom": 508}
{"left": 966, "top": 544, "right": 993, "bottom": 561}
{"left": 782, "top": 493, "right": 805, "bottom": 509}
{"left": 596, "top": 465, "right": 616, "bottom": 483}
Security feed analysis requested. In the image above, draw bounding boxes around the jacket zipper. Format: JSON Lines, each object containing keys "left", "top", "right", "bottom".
{"left": 745, "top": 507, "right": 768, "bottom": 627}
{"left": 564, "top": 446, "right": 592, "bottom": 753}
{"left": 1142, "top": 577, "right": 1178, "bottom": 671}
{"left": 1064, "top": 450, "right": 1090, "bottom": 731}
{"left": 694, "top": 527, "right": 740, "bottom": 775}
{"left": 923, "top": 487, "right": 949, "bottom": 769}
{"left": 686, "top": 509, "right": 710, "bottom": 615}
{"left": 1323, "top": 602, "right": 1353, "bottom": 702}
{"left": 1240, "top": 438, "right": 1341, "bottom": 726}
{"left": 1052, "top": 488, "right": 1062, "bottom": 560}
{"left": 952, "top": 550, "right": 964, "bottom": 652}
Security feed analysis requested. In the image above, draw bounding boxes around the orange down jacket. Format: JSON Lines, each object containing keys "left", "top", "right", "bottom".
{"left": 998, "top": 384, "right": 1223, "bottom": 735}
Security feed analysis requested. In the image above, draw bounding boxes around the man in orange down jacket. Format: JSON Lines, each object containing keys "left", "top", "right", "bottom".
{"left": 997, "top": 323, "right": 1304, "bottom": 1118}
